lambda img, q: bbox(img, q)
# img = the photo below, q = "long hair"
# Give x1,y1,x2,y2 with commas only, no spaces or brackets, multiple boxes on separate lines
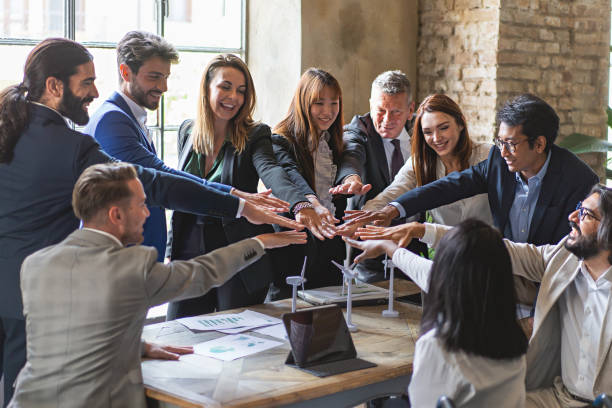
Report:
421,219,528,359
192,54,256,156
273,68,344,189
411,94,473,186
0,38,92,163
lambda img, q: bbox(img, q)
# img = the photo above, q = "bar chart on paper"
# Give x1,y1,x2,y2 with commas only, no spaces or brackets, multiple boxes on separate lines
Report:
176,310,282,332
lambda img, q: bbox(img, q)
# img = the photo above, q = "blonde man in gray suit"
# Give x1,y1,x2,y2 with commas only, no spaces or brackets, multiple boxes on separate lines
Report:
352,183,612,407
9,162,306,408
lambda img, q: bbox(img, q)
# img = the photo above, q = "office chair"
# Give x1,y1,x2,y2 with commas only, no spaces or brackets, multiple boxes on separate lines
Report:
593,394,612,408
436,395,456,408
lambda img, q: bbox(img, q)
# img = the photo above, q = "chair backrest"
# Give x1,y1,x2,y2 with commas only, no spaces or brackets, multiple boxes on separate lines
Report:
593,394,612,408
436,395,456,408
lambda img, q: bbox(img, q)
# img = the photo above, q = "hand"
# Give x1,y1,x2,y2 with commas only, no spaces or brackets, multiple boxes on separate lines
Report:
256,230,308,249
231,188,290,213
356,222,425,247
336,205,399,235
342,237,398,264
296,207,336,240
328,175,372,196
143,341,193,360
241,201,304,231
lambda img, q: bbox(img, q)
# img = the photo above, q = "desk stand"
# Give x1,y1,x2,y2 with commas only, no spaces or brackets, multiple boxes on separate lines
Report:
332,260,358,332
382,256,399,317
286,256,307,313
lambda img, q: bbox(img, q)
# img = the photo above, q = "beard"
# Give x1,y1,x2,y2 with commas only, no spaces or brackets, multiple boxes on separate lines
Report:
564,221,600,260
58,85,92,126
129,81,160,110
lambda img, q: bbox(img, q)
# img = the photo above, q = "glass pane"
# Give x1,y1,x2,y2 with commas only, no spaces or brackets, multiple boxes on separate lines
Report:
164,0,242,49
0,45,31,89
0,0,64,39
163,51,218,127
75,0,156,43
161,129,179,170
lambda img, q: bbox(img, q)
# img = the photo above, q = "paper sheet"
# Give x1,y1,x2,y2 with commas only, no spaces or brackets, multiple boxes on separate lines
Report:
193,334,282,361
253,323,288,340
177,309,281,332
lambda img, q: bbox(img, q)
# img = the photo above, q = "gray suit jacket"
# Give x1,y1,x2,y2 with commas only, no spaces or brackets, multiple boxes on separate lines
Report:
425,223,612,397
9,229,264,408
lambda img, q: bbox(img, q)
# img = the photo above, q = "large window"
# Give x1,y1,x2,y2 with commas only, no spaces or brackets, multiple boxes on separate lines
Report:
0,0,245,168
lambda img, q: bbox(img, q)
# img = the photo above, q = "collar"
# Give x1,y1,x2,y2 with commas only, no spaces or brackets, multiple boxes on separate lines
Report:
117,90,148,129
320,130,331,143
30,101,72,127
515,149,552,184
82,227,124,247
578,260,612,286
383,127,410,145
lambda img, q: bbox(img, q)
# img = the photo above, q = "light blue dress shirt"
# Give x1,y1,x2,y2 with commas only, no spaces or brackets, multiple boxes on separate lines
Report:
508,151,551,243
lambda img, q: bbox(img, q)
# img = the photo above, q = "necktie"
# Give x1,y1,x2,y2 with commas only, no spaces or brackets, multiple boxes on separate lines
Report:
390,139,404,179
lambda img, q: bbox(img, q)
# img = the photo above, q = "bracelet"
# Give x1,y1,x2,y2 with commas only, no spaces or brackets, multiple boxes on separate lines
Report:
293,201,314,215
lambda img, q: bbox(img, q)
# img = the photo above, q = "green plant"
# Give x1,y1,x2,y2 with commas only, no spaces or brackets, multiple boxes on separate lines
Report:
557,106,612,180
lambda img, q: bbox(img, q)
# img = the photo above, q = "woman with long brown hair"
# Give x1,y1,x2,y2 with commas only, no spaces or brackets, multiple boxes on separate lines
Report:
271,68,358,291
360,94,493,226
166,55,319,318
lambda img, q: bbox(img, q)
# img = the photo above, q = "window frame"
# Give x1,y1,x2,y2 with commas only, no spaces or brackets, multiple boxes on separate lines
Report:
0,0,246,160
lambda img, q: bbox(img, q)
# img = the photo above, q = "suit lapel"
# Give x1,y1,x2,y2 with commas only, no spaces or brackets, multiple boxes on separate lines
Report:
498,168,516,234
372,132,391,184
108,92,154,152
221,142,236,186
528,149,559,243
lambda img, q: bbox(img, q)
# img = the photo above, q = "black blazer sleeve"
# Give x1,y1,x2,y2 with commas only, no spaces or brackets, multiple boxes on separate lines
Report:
339,118,368,181
394,158,490,218
270,133,316,197
249,124,308,209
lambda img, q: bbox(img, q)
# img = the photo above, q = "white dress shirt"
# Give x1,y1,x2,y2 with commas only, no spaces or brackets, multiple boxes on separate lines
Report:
365,141,493,226
561,263,612,399
312,131,337,214
117,90,150,144
381,127,411,178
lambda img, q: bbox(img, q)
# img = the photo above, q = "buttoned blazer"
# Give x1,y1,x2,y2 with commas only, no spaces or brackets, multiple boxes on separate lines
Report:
394,144,599,245
167,119,306,293
426,224,612,396
341,113,413,210
84,92,232,259
10,229,264,408
0,103,239,319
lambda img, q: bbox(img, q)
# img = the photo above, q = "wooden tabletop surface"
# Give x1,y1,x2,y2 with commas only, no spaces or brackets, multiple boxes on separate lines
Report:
142,280,422,408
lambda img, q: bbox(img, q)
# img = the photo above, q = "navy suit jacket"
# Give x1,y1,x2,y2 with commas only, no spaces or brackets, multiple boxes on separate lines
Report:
0,103,239,318
394,144,599,246
85,92,232,260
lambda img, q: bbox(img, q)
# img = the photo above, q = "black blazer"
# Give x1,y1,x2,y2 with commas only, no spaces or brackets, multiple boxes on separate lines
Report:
0,104,241,319
394,144,599,245
167,120,307,293
341,113,413,210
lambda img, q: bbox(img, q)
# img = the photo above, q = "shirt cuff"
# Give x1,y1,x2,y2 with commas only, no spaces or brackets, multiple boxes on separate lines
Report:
252,237,265,251
388,202,406,218
235,198,246,218
421,223,437,246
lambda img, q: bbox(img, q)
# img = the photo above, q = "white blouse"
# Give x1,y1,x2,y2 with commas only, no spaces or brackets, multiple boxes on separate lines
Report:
391,248,526,408
363,141,494,226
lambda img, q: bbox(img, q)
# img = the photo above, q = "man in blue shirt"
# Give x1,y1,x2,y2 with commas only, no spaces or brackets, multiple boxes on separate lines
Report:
342,93,598,247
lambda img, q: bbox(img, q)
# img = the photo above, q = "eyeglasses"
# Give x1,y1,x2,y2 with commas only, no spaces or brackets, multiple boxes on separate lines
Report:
494,138,527,154
576,201,600,221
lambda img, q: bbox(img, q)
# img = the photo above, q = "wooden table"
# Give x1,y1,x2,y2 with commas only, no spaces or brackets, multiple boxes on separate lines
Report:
142,281,422,408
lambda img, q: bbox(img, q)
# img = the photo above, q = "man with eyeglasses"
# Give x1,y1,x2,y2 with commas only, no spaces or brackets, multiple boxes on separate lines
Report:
341,94,598,251
363,183,612,406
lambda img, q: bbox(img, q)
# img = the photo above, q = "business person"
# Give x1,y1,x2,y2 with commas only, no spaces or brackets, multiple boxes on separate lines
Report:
9,162,306,408
0,38,300,405
86,31,286,260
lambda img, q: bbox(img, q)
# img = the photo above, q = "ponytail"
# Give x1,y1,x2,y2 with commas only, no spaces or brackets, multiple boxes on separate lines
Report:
0,83,29,163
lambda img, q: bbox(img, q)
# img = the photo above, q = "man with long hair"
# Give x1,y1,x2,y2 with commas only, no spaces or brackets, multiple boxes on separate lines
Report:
0,38,301,405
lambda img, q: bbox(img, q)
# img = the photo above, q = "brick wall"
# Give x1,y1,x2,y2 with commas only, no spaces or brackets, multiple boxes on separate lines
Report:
418,0,610,175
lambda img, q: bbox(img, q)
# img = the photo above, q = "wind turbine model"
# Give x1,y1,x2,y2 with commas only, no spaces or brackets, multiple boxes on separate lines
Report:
331,260,358,332
286,256,307,313
381,255,399,317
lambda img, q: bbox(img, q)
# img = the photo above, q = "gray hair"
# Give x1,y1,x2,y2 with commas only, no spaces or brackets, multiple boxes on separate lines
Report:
116,31,178,81
371,70,412,101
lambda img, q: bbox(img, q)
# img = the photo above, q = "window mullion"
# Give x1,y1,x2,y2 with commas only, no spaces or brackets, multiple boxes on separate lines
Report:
64,0,76,40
